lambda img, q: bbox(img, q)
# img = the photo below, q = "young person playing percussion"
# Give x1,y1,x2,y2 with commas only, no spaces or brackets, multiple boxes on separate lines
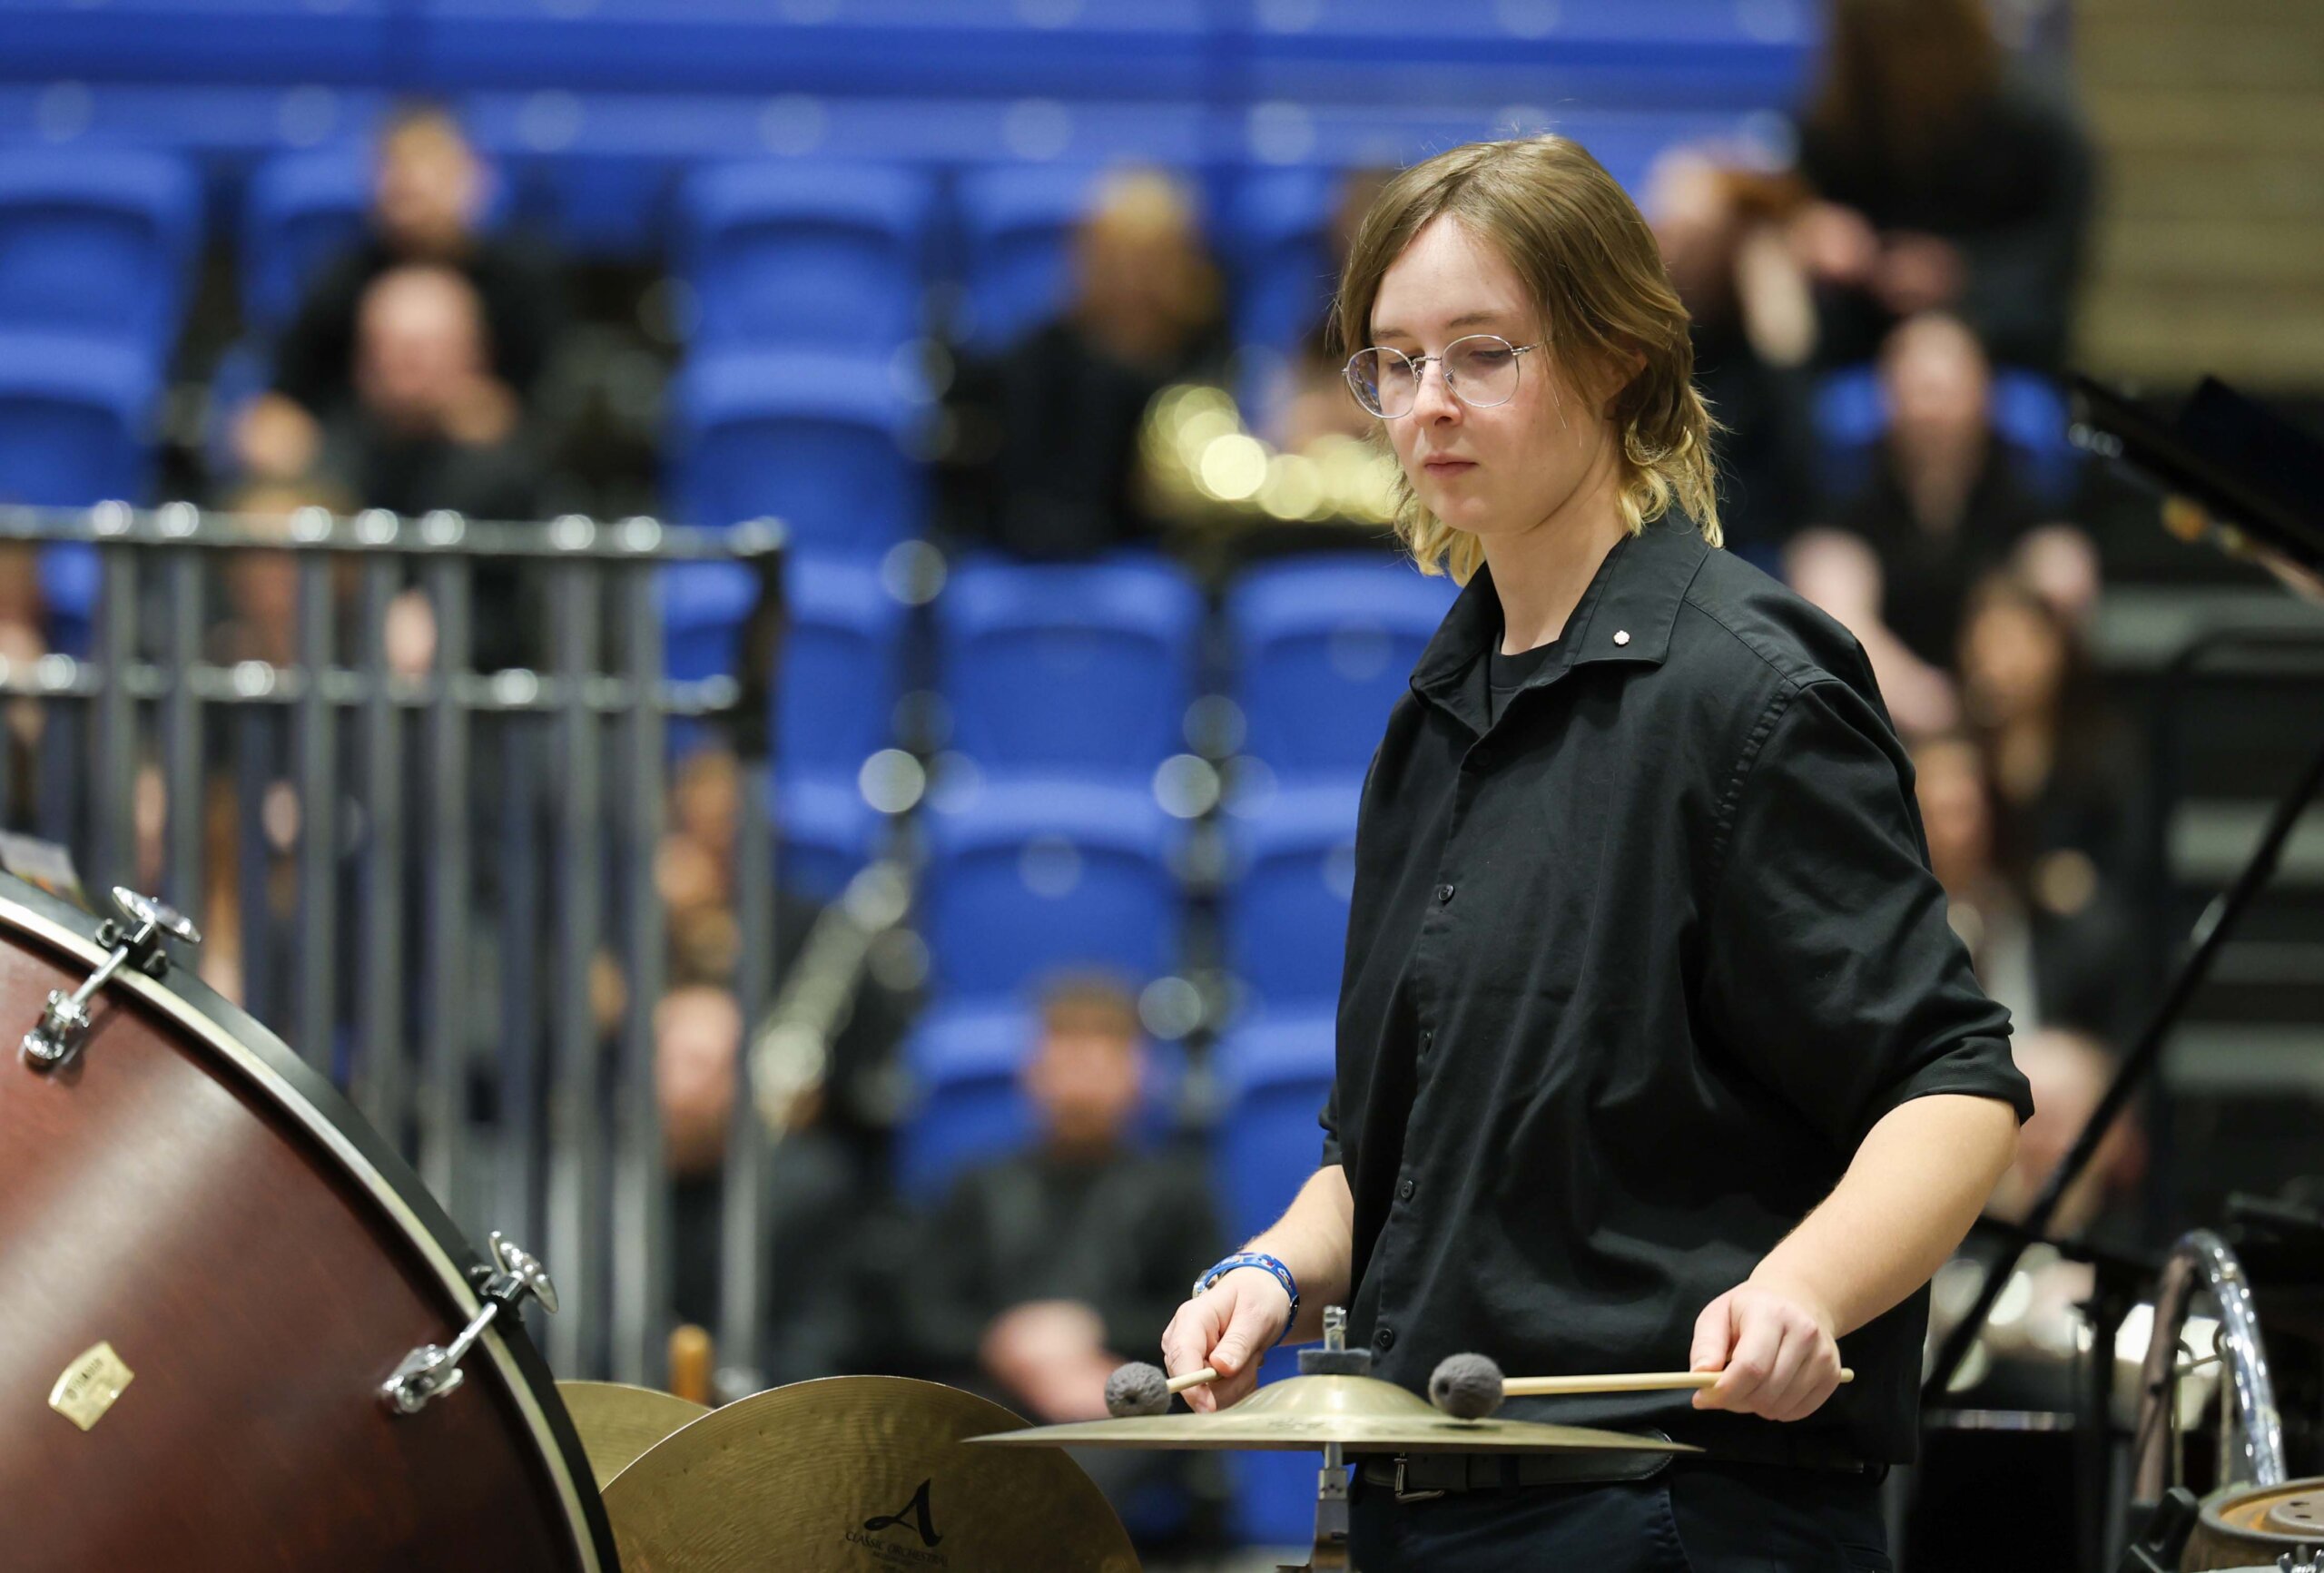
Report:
1160,136,2032,1571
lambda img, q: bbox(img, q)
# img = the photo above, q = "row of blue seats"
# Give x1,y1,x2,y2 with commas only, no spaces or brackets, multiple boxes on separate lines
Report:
900,770,1359,1001
0,88,1780,257
675,552,1452,790
0,1,1810,109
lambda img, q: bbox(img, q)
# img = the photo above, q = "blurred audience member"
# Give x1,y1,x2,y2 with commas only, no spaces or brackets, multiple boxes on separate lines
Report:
1915,728,2136,1043
1787,314,2092,733
236,103,563,485
1957,567,2141,909
942,168,1231,558
655,957,912,1384
1644,150,1820,561
1789,0,2093,371
909,976,1218,1417
310,265,543,522
1265,166,1394,455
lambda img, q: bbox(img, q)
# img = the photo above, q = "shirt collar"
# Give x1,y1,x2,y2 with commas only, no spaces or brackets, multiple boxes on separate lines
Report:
1409,516,1711,723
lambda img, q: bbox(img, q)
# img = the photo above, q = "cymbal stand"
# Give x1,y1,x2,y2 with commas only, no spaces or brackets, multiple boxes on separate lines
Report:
1281,1307,1361,1573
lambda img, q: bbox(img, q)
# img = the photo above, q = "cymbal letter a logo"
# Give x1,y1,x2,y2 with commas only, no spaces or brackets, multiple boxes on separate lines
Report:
863,1479,943,1548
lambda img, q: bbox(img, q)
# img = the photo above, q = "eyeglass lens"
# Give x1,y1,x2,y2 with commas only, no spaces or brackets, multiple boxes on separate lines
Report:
1347,336,1524,418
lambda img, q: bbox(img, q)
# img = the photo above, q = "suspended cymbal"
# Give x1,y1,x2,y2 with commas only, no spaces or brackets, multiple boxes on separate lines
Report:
601,1376,1141,1573
554,1381,712,1490
970,1371,1700,1454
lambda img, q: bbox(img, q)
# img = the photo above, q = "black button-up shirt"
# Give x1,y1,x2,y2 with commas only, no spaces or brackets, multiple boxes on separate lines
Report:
1322,517,2033,1463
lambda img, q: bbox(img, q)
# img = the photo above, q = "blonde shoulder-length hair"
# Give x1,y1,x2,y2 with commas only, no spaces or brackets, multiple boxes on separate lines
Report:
1333,135,1723,582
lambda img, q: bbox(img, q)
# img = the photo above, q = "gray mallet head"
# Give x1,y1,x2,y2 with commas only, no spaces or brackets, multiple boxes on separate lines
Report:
1105,1362,1172,1419
1429,1352,1506,1421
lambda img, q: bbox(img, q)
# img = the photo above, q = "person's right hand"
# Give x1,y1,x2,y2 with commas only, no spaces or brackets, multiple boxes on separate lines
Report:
1159,1269,1292,1412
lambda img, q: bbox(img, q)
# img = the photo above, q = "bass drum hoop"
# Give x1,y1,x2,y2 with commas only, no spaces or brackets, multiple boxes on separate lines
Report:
0,876,614,1573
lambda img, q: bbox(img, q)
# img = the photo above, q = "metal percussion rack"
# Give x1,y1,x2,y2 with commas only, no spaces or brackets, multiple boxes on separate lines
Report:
0,501,789,1392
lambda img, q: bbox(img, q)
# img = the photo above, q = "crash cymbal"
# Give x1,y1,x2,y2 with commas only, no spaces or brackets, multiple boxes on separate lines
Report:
601,1376,1141,1572
554,1381,712,1490
970,1371,1700,1455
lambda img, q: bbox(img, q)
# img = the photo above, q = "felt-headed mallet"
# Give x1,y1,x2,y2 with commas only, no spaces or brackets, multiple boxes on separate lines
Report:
1103,1362,1223,1418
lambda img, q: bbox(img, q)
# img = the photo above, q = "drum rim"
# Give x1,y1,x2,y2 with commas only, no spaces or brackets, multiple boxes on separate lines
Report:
0,873,617,1573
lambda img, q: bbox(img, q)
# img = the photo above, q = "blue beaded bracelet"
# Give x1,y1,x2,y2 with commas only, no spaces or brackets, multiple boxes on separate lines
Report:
1192,1252,1301,1325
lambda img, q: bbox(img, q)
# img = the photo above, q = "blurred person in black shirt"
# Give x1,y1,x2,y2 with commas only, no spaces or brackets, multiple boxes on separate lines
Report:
1787,0,2093,372
905,975,1221,1548
1787,313,2092,736
940,168,1231,559
234,104,562,487
309,265,543,523
1644,151,1821,564
1913,727,2136,1045
907,976,1219,1417
1956,568,2142,928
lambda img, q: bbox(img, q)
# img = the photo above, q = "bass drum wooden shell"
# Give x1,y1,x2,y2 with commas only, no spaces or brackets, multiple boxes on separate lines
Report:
0,876,615,1572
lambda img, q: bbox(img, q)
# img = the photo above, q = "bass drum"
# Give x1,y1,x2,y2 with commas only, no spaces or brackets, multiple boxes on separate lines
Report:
0,875,615,1573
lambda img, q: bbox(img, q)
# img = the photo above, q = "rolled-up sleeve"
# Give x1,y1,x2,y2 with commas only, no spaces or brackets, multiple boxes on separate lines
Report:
1698,678,2034,1148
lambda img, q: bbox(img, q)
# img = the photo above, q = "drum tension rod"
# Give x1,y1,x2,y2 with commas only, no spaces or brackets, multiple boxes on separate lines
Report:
381,1233,561,1416
21,886,201,1072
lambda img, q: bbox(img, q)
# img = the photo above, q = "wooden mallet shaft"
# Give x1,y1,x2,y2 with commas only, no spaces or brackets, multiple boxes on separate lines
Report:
1502,1367,1855,1398
1167,1366,1221,1394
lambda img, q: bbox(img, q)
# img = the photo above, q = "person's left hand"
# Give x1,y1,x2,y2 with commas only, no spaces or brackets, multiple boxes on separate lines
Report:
1689,1279,1846,1422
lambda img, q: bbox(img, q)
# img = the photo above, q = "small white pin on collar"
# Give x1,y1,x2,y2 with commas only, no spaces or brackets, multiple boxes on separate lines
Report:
1612,629,1631,646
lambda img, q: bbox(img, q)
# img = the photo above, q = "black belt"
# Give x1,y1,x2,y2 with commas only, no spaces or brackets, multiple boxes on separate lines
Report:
1357,1439,1673,1502
1355,1430,1881,1502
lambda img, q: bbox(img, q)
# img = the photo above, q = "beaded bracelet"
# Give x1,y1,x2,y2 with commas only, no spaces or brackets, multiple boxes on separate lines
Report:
1191,1252,1301,1329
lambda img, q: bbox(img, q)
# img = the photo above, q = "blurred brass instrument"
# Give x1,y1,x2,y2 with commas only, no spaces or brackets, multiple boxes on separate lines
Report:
1139,382,1402,529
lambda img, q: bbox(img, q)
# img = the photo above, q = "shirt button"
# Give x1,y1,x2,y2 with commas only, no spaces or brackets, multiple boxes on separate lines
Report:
1375,1326,1396,1352
1434,883,1455,905
1397,1178,1415,1201
1419,1029,1433,1055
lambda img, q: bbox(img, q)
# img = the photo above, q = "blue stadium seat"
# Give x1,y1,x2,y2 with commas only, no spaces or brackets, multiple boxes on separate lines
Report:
1227,165,1338,356
939,554,1203,781
1230,2,1809,115
1223,777,1364,1010
1813,363,2078,507
1213,1010,1336,1245
240,146,371,331
414,1,1208,101
1212,1009,1340,1546
0,1,392,86
0,332,157,506
921,776,1182,1001
0,332,158,654
896,1000,1031,1204
658,558,759,685
678,162,935,352
775,768,881,906
669,348,927,556
778,552,909,780
1227,554,1454,780
952,163,1107,352
0,149,200,349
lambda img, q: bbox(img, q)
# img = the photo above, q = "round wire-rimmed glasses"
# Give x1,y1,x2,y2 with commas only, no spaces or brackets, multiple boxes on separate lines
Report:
1344,334,1543,418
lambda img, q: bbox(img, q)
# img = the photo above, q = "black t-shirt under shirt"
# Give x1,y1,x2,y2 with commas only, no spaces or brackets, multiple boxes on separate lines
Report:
1484,636,1561,726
